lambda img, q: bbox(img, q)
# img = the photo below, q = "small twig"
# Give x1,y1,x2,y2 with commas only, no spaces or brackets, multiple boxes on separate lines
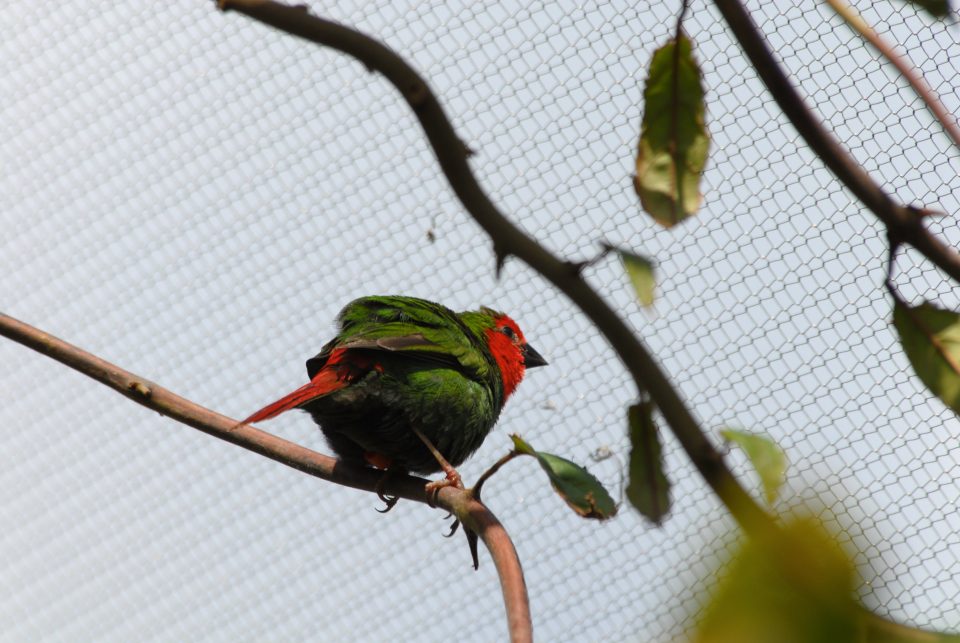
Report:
567,243,615,275
825,0,960,152
473,450,525,501
884,239,903,300
0,311,532,643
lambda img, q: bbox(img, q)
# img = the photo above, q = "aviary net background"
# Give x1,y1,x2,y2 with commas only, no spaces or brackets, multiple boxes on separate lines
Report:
3,1,959,641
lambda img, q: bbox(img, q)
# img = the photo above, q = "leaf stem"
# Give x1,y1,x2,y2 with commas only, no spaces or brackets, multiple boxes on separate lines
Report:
473,450,525,501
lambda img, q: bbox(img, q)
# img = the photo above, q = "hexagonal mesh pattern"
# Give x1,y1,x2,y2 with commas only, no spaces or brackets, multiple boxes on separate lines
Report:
2,1,959,641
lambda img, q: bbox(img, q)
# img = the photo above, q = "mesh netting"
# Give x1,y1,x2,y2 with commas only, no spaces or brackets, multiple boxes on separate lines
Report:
2,1,959,640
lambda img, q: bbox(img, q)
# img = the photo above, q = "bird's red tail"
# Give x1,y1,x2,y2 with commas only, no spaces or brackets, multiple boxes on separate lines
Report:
242,368,347,424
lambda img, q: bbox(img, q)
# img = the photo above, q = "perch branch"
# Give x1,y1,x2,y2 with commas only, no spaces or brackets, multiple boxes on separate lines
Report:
712,0,960,281
0,312,531,643
216,0,774,535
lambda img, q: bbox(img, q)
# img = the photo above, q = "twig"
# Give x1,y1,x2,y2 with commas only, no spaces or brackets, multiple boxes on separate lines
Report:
216,0,774,536
473,450,524,501
825,0,960,152
0,312,532,643
712,0,960,281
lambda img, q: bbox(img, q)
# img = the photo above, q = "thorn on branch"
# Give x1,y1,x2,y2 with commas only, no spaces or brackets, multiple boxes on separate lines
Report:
494,247,510,280
906,204,946,219
467,529,480,570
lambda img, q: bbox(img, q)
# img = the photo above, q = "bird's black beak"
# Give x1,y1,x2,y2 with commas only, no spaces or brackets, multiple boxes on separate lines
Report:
522,344,548,368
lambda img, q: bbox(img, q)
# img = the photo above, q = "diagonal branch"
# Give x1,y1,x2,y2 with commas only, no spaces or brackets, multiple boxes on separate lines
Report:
825,0,960,152
216,0,774,535
0,312,532,643
712,0,960,281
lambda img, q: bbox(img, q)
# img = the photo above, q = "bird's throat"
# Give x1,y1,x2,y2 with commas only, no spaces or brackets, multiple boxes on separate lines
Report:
485,328,525,400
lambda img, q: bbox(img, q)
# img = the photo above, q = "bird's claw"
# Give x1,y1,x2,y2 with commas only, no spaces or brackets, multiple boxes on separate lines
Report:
374,469,400,513
445,518,461,538
376,494,400,513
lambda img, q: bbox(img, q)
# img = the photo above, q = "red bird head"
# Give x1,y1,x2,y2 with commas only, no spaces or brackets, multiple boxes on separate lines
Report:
476,310,547,400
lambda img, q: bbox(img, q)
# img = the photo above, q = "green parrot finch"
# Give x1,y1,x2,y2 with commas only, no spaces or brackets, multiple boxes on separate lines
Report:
244,296,547,495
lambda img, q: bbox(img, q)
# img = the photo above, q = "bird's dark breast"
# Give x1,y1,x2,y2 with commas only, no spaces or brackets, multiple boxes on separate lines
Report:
301,368,497,474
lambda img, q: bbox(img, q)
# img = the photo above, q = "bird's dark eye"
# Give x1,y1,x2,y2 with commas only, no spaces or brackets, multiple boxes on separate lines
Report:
500,326,516,340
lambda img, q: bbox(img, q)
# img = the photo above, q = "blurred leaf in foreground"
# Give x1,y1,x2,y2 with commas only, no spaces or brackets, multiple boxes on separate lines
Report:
721,428,786,505
696,518,858,643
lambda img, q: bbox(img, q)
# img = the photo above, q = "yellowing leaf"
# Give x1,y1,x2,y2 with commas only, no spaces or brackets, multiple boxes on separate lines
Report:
698,516,960,643
619,250,656,307
696,518,860,643
721,428,786,505
893,300,960,415
626,402,670,524
634,35,709,227
511,434,617,520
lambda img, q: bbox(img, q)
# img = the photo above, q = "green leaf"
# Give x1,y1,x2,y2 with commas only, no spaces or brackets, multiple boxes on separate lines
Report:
720,429,786,505
625,402,670,524
634,35,710,228
696,518,860,643
619,250,656,307
899,0,949,19
697,516,960,642
893,300,960,414
510,434,617,520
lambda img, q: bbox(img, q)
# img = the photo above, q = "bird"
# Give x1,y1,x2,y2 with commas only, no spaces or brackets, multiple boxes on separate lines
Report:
242,295,547,508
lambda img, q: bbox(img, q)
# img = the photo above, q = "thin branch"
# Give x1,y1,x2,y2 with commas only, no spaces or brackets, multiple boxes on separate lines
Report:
711,0,960,282
473,450,524,500
825,0,960,152
217,0,774,536
0,312,532,643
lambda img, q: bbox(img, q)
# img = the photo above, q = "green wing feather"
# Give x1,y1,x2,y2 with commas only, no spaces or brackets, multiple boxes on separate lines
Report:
307,296,497,385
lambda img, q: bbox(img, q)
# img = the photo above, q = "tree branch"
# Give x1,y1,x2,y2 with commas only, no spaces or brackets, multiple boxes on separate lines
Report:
711,0,960,281
0,312,532,643
216,0,774,535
